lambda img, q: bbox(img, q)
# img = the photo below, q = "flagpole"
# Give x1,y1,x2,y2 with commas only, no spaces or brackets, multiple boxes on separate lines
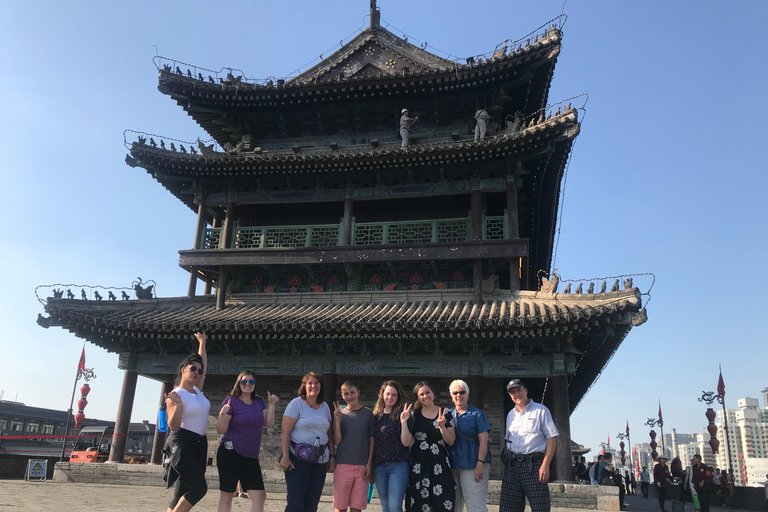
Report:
659,400,665,456
718,365,733,473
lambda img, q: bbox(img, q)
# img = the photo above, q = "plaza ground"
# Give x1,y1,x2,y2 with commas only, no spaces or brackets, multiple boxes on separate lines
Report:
0,480,752,512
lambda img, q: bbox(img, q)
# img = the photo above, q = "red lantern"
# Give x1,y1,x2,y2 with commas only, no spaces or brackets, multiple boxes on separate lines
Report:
649,430,657,440
74,383,90,429
651,450,658,460
650,441,658,450
705,407,719,454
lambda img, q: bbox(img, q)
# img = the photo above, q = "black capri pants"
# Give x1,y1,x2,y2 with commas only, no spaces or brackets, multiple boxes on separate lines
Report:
168,428,208,509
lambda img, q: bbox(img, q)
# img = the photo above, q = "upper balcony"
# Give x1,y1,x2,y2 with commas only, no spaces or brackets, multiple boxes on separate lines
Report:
179,214,528,268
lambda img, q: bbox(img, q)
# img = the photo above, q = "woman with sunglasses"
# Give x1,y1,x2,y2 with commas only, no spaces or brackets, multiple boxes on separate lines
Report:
216,371,279,512
164,331,210,512
446,380,490,512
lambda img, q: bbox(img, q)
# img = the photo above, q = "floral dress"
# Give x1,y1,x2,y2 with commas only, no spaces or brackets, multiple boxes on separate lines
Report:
406,409,456,512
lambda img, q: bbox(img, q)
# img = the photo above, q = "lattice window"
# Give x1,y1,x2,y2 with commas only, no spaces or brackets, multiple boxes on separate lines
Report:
354,224,384,245
234,227,264,249
436,219,469,242
309,226,340,247
203,228,222,249
484,216,506,240
387,222,433,244
264,227,308,248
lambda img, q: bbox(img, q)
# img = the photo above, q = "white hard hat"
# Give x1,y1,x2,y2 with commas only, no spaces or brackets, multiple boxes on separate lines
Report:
401,108,408,113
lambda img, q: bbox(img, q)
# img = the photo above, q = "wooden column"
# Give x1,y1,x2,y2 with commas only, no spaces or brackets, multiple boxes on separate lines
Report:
471,189,483,304
216,266,230,310
342,193,354,245
204,217,220,295
187,197,207,298
468,375,484,410
470,190,482,240
150,379,174,465
215,202,236,310
322,373,338,407
548,374,573,482
108,370,138,462
506,183,521,292
473,259,483,305
222,202,237,249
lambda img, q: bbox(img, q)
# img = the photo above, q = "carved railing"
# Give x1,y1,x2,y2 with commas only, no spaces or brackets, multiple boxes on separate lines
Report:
202,215,507,249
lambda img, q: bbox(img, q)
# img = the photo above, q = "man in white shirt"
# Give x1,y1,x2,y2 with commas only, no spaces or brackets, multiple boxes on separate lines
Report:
639,466,650,499
499,379,558,512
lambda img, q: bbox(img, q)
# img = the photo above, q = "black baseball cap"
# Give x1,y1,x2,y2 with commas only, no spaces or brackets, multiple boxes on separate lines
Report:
506,379,526,391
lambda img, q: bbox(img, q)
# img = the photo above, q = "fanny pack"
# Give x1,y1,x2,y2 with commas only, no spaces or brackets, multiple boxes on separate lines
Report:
291,441,325,464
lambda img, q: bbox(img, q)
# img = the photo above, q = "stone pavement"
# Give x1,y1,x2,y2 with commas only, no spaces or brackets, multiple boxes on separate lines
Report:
1,480,758,512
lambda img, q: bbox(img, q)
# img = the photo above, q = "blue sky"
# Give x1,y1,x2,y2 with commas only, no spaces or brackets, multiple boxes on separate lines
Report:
1,1,766,458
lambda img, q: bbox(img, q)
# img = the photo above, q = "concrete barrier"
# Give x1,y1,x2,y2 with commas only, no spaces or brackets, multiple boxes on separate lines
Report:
54,463,620,510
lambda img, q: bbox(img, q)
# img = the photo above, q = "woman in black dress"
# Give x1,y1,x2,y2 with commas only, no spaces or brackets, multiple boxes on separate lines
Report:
401,381,456,512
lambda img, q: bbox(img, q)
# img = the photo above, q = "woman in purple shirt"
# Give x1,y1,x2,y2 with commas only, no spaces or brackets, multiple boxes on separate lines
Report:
216,371,279,512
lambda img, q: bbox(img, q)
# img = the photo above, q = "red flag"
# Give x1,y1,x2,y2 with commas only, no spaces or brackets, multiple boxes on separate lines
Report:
626,421,630,435
717,370,725,398
607,433,611,448
77,348,86,374
658,403,663,423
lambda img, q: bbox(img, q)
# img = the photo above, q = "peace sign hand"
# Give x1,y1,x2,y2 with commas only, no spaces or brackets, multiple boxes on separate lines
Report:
400,403,413,424
333,401,343,422
437,408,447,428
267,391,279,405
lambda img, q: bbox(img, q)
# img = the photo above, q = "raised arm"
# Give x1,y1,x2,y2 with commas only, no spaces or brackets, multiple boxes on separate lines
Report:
437,408,455,446
167,392,183,432
217,398,233,435
400,403,413,447
332,402,343,446
194,331,207,391
264,392,278,428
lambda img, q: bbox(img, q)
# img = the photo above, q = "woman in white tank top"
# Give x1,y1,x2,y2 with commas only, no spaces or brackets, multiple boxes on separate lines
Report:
164,331,210,512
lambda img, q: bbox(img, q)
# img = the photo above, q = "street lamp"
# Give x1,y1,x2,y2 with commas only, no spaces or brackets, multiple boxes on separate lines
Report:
698,367,732,472
599,442,609,456
645,402,664,461
617,422,631,469
59,350,97,461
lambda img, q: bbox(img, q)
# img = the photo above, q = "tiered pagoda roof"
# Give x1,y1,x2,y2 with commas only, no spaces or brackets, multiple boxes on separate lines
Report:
155,18,562,146
40,286,646,411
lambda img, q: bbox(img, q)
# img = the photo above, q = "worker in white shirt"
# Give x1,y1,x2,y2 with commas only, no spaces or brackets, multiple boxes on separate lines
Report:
474,109,489,142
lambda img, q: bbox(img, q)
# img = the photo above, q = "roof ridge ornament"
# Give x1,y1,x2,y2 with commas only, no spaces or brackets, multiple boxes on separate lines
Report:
370,0,380,27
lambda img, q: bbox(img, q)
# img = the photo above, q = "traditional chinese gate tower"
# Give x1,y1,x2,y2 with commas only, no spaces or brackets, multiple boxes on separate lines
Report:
40,4,646,478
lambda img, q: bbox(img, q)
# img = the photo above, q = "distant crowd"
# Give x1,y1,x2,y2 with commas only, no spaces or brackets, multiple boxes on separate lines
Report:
573,451,739,512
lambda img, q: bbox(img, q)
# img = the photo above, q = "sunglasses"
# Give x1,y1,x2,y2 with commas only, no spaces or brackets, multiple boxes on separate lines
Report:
187,366,204,375
241,379,256,386
452,390,467,396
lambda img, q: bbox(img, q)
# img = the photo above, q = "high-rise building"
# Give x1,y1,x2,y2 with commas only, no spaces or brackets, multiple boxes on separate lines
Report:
706,392,768,487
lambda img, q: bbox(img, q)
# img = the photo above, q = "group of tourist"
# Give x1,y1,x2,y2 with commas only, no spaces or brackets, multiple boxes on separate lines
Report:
161,332,560,512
